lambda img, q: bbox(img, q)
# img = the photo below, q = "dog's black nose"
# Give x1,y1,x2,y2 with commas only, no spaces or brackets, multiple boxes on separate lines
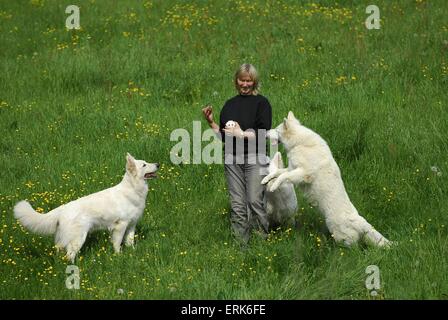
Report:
156,163,160,168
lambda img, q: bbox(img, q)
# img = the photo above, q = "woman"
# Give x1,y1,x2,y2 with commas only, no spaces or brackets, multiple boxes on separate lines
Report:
202,63,272,244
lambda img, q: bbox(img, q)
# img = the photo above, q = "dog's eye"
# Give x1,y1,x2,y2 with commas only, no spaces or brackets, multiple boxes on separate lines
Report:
142,164,146,167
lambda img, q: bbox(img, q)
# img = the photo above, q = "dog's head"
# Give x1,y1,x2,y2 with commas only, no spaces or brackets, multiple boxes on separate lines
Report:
267,111,301,148
126,153,159,181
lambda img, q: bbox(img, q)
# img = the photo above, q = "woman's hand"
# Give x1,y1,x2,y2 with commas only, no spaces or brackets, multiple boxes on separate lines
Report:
202,105,214,124
223,121,244,139
202,105,221,136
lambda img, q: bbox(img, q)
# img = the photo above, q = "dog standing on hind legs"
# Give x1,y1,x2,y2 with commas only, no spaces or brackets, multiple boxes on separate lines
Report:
265,151,298,229
262,111,392,247
14,153,158,262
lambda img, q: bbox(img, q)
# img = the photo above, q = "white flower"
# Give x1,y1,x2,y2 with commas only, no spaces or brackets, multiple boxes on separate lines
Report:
430,166,439,172
430,166,442,176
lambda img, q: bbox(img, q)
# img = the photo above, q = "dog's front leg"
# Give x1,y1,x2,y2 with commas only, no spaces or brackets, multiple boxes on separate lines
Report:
124,223,137,248
270,168,306,192
111,221,128,253
261,168,288,185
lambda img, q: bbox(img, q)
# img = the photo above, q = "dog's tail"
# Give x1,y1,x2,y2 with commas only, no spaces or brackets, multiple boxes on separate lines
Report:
14,200,59,235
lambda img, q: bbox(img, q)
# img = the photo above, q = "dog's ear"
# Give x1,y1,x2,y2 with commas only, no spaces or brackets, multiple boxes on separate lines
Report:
126,152,135,160
287,111,301,124
275,152,284,169
287,111,295,121
268,152,278,172
283,118,288,130
126,153,137,176
273,151,284,169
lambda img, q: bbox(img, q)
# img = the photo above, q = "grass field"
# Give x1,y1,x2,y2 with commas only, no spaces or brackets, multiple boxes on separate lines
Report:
1,0,447,299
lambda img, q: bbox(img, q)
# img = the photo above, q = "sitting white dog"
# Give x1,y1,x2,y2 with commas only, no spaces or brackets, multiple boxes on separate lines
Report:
14,153,158,262
262,112,391,247
265,151,298,228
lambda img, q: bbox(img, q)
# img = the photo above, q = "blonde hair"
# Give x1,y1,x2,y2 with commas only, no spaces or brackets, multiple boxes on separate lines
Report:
234,63,260,95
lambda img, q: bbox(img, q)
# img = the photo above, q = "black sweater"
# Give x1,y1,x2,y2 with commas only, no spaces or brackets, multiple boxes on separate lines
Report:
219,94,272,156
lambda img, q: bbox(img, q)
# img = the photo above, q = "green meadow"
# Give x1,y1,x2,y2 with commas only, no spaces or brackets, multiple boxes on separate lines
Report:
0,0,447,299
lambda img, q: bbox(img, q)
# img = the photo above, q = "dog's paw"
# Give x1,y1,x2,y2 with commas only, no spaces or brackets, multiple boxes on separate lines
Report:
269,181,280,192
125,241,135,248
261,175,273,185
125,234,136,248
65,252,77,264
382,240,397,249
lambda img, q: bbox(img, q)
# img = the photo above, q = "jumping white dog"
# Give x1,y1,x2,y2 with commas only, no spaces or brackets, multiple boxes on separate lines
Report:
265,151,297,228
14,153,158,262
262,112,391,247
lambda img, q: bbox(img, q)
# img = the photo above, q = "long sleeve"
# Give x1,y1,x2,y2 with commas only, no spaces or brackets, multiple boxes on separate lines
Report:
256,98,272,130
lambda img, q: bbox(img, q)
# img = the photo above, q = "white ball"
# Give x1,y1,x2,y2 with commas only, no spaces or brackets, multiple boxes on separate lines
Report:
226,120,236,128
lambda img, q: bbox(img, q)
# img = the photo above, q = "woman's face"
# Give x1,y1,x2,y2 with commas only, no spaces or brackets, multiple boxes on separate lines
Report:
237,73,254,95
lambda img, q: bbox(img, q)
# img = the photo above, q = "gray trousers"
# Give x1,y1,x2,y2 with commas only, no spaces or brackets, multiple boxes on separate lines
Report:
224,155,269,244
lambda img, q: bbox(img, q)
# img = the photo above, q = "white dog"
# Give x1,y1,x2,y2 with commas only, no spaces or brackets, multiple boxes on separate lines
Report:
262,112,391,247
265,151,298,228
14,153,158,262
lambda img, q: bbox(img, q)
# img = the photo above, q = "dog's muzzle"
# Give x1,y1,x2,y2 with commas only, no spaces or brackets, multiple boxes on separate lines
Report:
267,129,280,145
144,163,159,179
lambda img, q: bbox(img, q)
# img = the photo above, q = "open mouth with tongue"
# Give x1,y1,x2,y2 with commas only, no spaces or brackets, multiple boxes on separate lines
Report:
144,172,157,180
